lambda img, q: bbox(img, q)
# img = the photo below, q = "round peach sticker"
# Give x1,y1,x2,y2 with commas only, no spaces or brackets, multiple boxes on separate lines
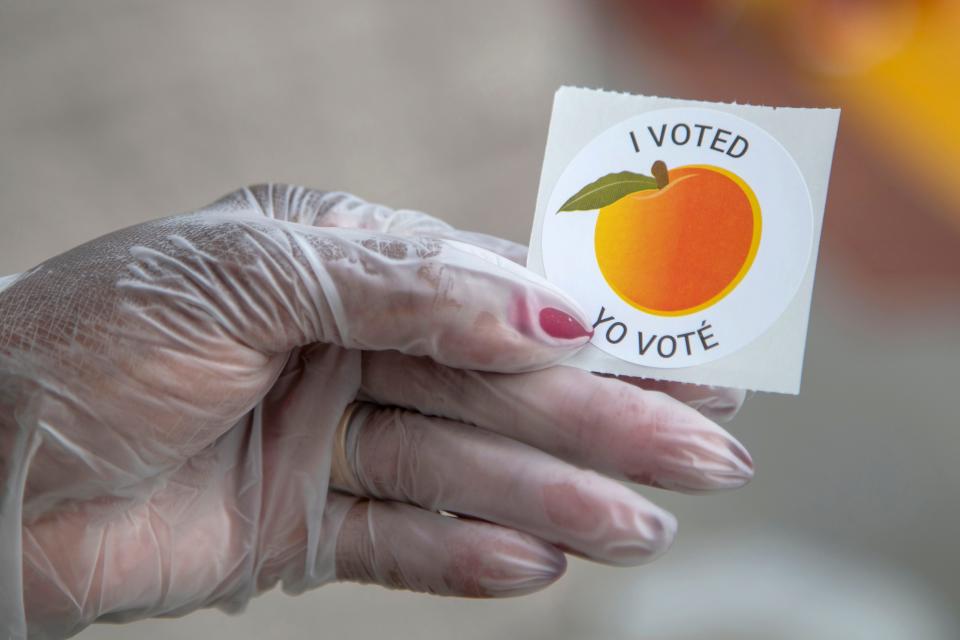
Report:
541,107,814,368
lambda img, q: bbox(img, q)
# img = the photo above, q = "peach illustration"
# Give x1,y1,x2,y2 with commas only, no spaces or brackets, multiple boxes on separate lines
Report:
559,161,761,316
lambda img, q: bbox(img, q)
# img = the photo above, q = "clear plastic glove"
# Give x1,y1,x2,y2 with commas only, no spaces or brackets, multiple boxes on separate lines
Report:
0,185,750,639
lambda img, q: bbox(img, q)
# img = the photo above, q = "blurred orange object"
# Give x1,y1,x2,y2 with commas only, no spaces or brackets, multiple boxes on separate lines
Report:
759,0,960,233
598,0,960,311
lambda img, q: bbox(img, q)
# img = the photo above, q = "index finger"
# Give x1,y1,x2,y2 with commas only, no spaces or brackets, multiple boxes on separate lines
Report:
360,352,753,493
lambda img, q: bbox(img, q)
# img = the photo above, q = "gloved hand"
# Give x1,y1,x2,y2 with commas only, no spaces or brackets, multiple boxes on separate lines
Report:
0,185,751,639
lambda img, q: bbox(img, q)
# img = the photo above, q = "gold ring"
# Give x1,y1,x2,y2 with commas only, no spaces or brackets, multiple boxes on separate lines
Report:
330,401,365,494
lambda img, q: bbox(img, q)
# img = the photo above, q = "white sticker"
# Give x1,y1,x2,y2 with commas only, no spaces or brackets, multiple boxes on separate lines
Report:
541,107,814,368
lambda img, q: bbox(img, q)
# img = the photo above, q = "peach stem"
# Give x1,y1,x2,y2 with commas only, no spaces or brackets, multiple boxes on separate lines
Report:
652,160,669,189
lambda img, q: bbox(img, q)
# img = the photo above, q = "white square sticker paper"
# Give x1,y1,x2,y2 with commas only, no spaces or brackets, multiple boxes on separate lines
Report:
527,87,840,394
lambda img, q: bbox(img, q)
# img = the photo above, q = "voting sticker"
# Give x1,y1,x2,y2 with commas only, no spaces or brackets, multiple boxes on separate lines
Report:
528,88,839,393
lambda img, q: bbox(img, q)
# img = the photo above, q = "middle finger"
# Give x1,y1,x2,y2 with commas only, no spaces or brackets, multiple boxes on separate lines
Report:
331,404,677,566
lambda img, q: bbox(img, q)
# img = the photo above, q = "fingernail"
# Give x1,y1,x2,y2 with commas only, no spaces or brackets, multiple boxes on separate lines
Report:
539,307,593,340
653,423,755,492
602,504,678,566
693,387,748,423
727,437,754,470
645,508,679,558
479,538,566,597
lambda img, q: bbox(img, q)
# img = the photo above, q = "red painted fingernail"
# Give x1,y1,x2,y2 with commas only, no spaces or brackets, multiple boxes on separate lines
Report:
539,307,593,340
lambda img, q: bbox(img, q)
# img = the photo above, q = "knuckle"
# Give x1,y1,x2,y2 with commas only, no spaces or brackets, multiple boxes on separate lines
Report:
637,390,679,438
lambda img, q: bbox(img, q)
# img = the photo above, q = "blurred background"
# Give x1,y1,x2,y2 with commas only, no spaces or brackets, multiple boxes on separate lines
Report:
1,1,958,638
